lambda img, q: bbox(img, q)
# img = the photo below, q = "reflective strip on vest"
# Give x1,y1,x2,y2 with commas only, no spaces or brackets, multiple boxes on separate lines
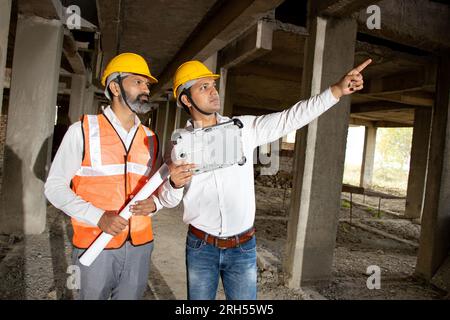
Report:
143,126,157,164
142,126,151,137
87,115,102,167
76,162,151,177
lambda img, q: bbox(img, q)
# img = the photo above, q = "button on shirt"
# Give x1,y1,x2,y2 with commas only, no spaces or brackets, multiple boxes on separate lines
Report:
44,106,163,226
157,88,340,237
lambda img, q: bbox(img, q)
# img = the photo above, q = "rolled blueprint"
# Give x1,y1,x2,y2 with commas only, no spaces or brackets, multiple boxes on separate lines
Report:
79,164,170,266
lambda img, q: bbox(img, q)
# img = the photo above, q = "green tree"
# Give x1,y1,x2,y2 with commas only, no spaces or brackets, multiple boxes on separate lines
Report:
376,128,413,170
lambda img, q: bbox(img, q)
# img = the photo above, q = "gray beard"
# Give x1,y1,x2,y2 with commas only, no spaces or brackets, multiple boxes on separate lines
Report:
128,101,152,114
122,96,152,114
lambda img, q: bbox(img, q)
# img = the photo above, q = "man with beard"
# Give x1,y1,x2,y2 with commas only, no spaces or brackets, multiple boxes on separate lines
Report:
45,53,190,299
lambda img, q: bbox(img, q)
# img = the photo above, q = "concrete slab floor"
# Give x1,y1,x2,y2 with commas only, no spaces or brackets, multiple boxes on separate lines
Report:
0,204,306,300
0,199,447,300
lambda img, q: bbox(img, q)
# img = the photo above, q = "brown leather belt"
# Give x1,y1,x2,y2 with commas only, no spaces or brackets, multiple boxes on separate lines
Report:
189,225,255,249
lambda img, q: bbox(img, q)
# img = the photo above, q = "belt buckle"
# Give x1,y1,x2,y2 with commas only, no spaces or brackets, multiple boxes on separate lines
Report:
215,236,230,249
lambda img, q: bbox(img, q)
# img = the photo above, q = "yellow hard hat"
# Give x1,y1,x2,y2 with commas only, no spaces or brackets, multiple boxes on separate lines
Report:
173,60,220,98
101,53,158,86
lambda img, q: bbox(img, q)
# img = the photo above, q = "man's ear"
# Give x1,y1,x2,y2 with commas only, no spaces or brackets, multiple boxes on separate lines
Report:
180,94,192,108
109,81,121,98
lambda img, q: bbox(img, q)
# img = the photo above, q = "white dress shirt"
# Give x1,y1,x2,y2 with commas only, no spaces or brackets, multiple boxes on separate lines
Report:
158,87,340,237
44,106,163,227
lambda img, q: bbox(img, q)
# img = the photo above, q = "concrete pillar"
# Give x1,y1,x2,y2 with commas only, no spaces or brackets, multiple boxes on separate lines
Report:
161,99,170,156
0,15,63,235
148,109,157,132
83,85,95,115
174,107,182,130
360,126,377,188
0,0,12,110
405,108,432,220
416,56,450,280
210,52,235,117
204,53,233,117
68,74,86,123
284,16,357,288
219,68,235,117
179,108,191,128
155,102,168,144
92,95,100,115
203,53,218,73
162,100,177,155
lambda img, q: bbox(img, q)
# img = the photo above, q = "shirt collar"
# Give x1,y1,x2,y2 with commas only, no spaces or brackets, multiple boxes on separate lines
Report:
185,112,231,130
103,105,141,129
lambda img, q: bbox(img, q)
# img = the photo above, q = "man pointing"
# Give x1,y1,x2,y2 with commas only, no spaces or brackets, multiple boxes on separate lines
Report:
159,58,372,300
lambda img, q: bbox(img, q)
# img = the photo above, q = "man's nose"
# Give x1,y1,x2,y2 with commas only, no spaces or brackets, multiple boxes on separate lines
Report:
210,86,218,96
142,84,150,95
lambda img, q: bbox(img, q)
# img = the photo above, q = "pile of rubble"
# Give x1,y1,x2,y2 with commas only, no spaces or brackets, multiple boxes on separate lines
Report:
254,169,293,189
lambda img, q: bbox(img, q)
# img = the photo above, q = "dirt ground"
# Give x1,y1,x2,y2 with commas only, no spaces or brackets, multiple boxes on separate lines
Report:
253,173,447,300
0,175,447,300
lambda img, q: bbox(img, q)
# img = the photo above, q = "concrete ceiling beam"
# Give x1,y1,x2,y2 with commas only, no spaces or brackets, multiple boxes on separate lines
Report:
234,73,301,109
234,61,302,82
355,0,450,52
270,19,308,36
96,0,121,73
350,116,412,127
218,20,273,69
355,91,434,107
365,68,436,95
63,31,86,75
349,117,375,127
17,0,95,76
150,0,284,99
314,0,449,52
373,120,412,128
18,0,61,20
351,101,417,114
314,0,381,17
355,41,434,66
19,0,97,31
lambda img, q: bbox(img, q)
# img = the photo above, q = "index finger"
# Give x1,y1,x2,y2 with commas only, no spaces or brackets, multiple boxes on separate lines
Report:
355,59,372,72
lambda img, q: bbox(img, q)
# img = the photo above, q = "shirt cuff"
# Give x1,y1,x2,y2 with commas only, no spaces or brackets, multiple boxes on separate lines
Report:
324,86,340,105
151,194,163,213
84,205,105,227
165,179,184,196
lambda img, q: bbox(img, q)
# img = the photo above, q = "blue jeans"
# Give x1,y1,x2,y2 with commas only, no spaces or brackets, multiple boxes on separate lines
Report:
185,230,257,300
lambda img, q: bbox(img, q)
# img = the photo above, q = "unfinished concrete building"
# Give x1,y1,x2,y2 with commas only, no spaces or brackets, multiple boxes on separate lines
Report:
0,0,449,299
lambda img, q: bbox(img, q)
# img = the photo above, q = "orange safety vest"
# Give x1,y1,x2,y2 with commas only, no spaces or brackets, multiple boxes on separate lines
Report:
70,114,159,249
